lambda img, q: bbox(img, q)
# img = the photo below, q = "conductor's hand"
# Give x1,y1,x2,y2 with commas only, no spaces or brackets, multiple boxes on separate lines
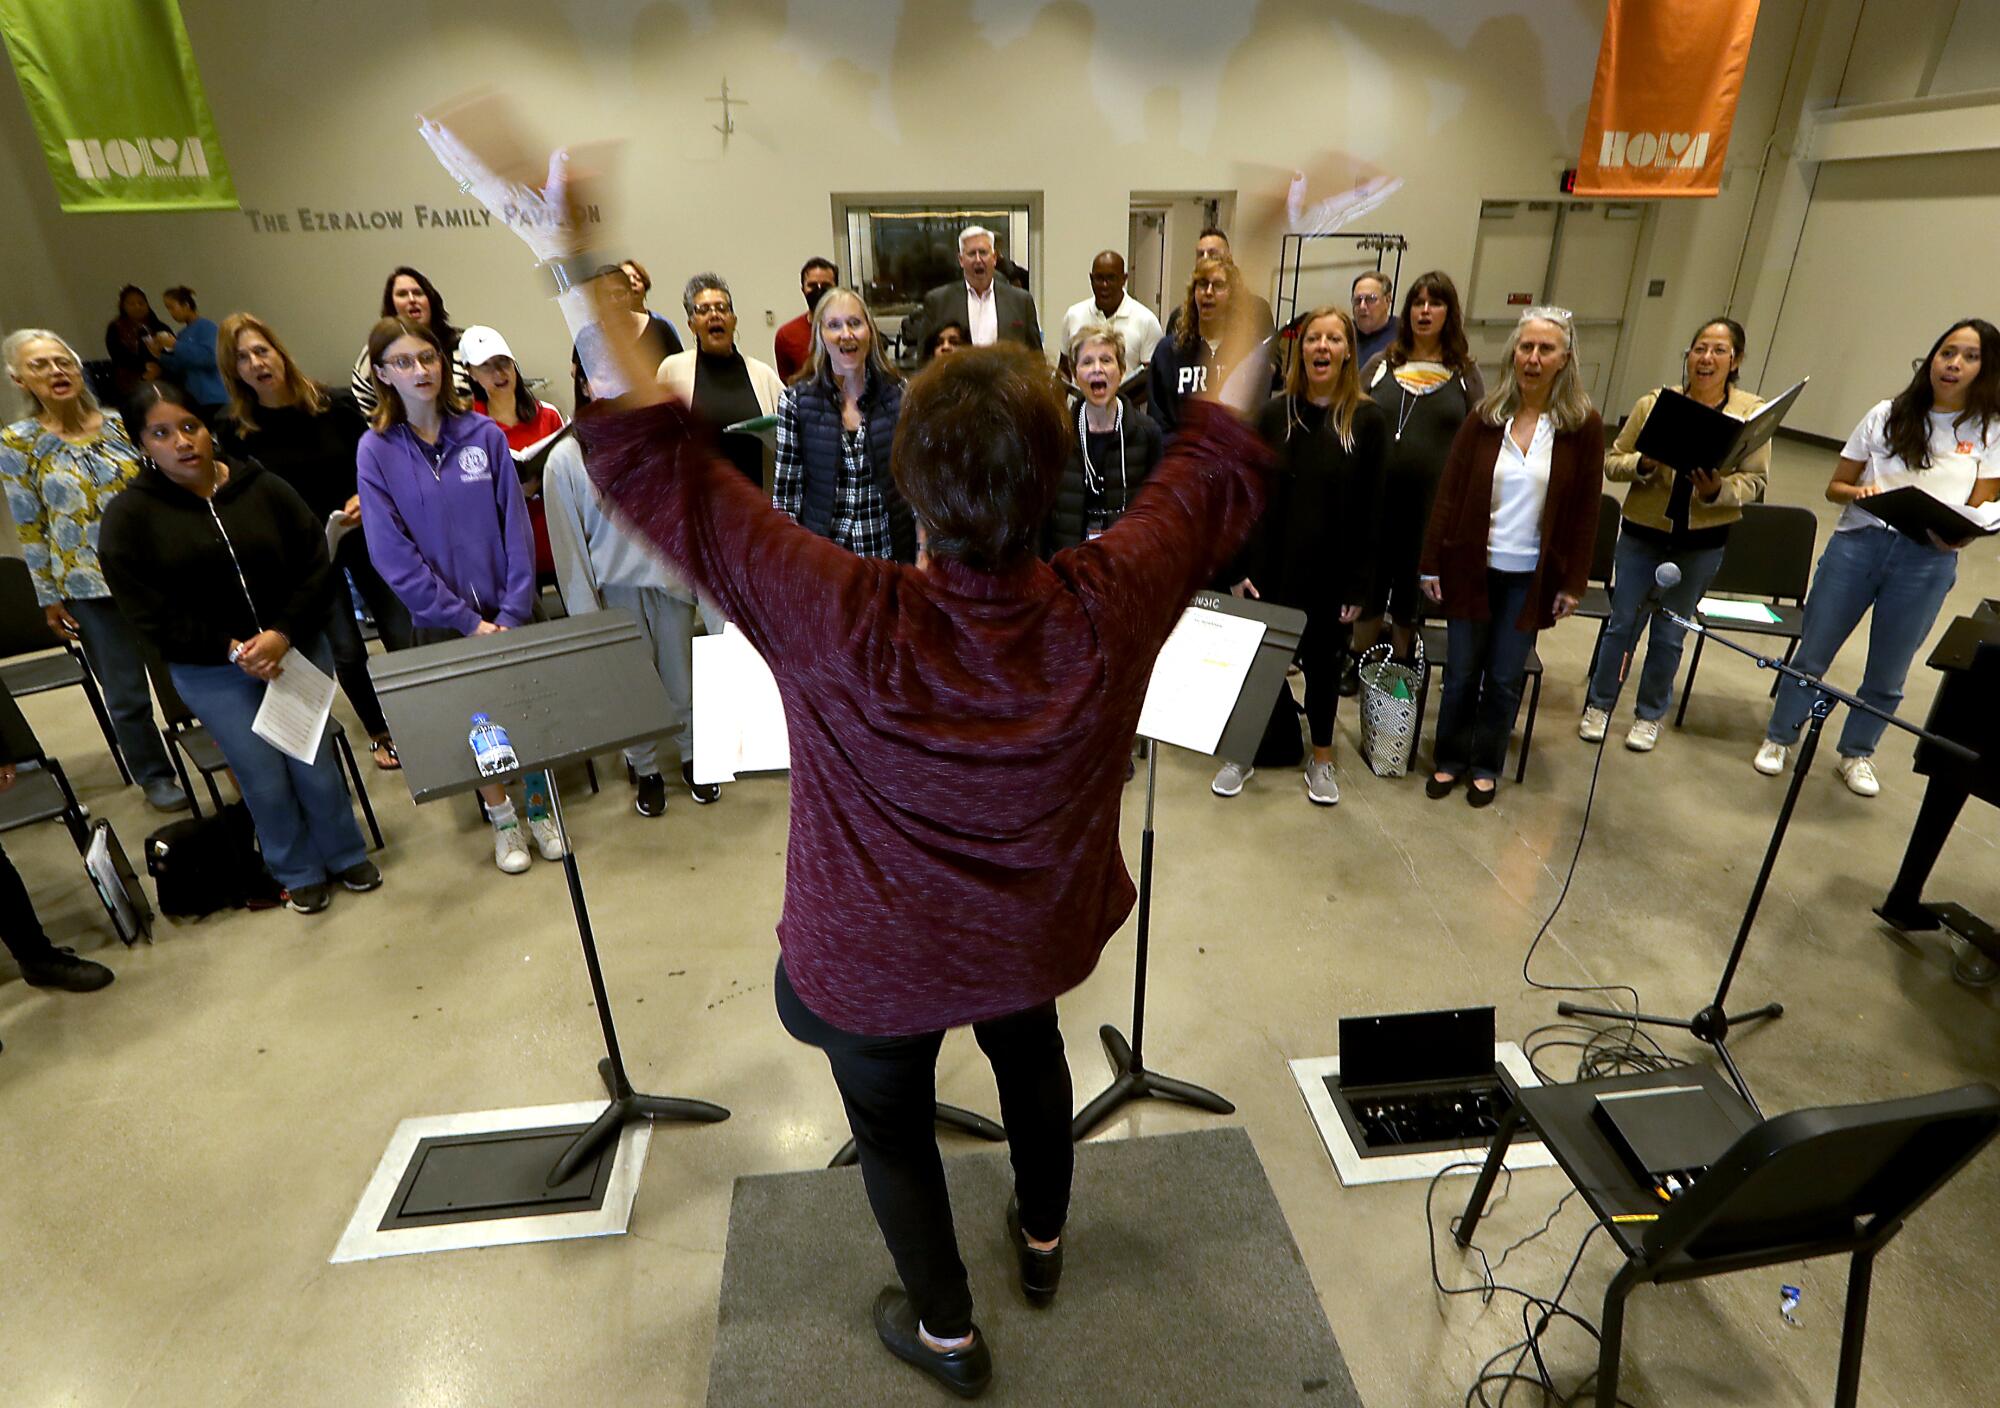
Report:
417,95,605,265
1231,578,1260,600
1553,591,1581,621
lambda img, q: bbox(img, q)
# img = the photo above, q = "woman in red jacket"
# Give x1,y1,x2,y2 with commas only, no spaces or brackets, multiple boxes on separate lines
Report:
1420,307,1603,805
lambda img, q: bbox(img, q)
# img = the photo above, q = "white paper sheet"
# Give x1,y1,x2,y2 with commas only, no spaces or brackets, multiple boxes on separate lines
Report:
691,624,789,784
1698,596,1782,625
251,648,337,764
325,510,357,558
1136,606,1268,754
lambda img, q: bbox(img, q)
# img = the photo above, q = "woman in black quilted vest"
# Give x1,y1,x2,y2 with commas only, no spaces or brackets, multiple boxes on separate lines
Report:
771,288,914,562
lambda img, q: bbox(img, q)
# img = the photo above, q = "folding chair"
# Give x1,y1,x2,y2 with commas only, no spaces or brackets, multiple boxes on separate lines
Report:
1412,623,1545,784
1673,503,1817,727
0,685,90,854
147,661,384,851
1578,493,1621,676
1457,1066,2000,1408
0,560,130,782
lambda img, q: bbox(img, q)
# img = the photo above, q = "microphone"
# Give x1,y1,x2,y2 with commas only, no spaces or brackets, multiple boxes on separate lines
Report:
1619,561,1688,687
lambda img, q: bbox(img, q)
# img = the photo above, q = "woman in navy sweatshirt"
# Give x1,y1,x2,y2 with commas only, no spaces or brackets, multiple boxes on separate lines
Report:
355,317,554,875
99,382,380,915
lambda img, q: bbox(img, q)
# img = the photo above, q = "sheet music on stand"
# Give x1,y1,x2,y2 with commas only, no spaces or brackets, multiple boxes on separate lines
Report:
1136,607,1267,754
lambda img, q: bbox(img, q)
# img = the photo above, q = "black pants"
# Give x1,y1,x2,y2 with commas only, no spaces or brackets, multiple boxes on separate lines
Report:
775,957,1073,1339
0,843,56,968
324,533,412,739
1297,612,1351,750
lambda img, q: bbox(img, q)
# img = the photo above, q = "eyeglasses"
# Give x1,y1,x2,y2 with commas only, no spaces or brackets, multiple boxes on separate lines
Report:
1195,279,1229,295
23,355,80,374
380,350,441,372
692,302,733,318
1353,294,1386,307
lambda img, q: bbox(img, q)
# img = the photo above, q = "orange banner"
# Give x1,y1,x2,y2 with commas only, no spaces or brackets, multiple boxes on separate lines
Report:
1575,0,1762,198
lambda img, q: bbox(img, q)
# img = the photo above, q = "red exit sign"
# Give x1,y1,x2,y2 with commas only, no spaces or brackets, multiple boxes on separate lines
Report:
1507,292,1534,305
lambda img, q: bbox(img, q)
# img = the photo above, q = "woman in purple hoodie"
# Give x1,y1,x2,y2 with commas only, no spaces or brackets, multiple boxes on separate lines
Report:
355,317,556,875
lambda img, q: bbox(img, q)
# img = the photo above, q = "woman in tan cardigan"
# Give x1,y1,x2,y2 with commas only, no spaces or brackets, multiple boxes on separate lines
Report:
1420,307,1604,805
1581,318,1768,752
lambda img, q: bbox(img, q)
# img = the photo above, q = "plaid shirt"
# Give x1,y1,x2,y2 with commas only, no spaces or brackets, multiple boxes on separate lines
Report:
773,390,895,559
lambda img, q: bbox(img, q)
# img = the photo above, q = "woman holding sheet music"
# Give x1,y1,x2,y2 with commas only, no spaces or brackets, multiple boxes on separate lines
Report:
99,381,380,916
1756,318,2000,796
1580,318,1769,754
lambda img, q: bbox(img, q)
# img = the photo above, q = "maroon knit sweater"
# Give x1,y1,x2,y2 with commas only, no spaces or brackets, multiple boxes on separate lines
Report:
577,398,1271,1035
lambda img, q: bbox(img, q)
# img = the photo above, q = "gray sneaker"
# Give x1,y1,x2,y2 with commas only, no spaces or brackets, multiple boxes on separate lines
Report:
143,779,191,812
1305,760,1340,805
1210,762,1253,797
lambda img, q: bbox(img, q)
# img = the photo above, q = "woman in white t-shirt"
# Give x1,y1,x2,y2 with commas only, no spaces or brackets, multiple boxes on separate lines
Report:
1757,318,2000,795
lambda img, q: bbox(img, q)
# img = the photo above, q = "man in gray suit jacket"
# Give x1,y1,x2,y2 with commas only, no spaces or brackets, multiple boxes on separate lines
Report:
911,225,1042,354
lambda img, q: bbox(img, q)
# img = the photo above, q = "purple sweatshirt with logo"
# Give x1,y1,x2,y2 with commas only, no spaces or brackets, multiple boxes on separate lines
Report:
356,412,535,634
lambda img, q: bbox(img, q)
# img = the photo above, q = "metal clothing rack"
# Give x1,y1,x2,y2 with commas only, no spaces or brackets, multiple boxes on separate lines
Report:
1275,231,1408,331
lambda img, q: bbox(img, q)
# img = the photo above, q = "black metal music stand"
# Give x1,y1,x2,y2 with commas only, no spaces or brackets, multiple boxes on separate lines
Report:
1072,592,1306,1140
370,613,729,1188
1560,604,1978,1115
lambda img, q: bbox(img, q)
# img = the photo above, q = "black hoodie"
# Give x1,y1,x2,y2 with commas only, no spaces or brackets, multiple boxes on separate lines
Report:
99,458,330,667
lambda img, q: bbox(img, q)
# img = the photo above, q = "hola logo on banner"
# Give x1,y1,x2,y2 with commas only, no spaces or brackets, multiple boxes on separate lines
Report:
67,137,217,181
1576,0,1762,198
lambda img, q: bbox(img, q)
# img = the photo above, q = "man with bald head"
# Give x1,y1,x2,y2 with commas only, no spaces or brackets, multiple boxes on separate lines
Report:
1059,249,1164,378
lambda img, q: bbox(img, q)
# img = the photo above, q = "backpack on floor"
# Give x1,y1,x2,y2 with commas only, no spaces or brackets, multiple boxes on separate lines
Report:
144,802,283,918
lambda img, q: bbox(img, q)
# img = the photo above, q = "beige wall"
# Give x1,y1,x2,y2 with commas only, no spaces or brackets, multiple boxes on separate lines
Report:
0,0,1822,432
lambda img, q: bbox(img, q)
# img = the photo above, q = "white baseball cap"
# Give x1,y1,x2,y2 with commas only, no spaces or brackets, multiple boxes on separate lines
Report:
457,325,513,367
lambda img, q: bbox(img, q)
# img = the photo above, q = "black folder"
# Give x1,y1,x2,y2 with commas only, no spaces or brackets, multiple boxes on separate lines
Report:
1633,377,1807,475
1857,484,2000,546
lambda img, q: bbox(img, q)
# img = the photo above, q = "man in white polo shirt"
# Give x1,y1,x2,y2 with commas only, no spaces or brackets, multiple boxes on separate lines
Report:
1058,250,1163,378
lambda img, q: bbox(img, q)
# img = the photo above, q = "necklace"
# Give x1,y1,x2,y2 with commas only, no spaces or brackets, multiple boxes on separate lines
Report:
1077,400,1127,512
1395,388,1419,442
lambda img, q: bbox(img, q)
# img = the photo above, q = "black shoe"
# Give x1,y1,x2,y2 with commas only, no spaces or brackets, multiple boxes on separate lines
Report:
635,772,667,817
1007,1196,1063,1308
19,947,114,992
1467,780,1498,809
286,883,332,914
335,860,382,893
682,761,719,805
872,1288,992,1399
1425,772,1459,800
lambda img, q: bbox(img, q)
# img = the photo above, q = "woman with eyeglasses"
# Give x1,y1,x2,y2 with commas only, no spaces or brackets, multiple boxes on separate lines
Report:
772,287,914,560
348,267,474,416
99,381,380,915
1580,318,1769,755
658,274,784,488
0,329,187,811
1148,257,1259,438
1756,318,2000,796
355,317,557,875
1420,307,1603,807
215,312,411,771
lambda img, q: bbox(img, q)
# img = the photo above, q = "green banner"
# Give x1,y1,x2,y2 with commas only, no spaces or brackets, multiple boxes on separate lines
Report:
1,0,236,213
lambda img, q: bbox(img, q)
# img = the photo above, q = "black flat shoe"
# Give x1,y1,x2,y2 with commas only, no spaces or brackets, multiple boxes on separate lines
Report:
872,1288,992,1399
1425,772,1459,800
1467,780,1498,808
1007,1196,1063,1307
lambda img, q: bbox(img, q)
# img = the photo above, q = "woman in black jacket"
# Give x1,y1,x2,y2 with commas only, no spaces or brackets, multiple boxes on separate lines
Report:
98,382,382,916
1216,306,1386,806
216,312,410,770
1044,322,1163,554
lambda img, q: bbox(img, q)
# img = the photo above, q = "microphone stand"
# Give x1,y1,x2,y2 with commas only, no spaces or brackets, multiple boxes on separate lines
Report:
1559,602,1979,1116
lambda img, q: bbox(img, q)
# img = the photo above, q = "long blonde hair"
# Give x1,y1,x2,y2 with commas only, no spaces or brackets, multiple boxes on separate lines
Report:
1281,305,1363,446
1477,306,1592,431
2,329,100,420
217,313,328,434
1174,256,1240,353
805,288,902,394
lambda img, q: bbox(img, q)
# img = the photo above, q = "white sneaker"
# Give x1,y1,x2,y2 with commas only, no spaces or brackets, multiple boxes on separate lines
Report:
1211,762,1253,797
1578,707,1608,742
1625,719,1660,752
529,813,565,860
1753,740,1789,776
493,822,532,874
1837,756,1881,797
1305,760,1340,805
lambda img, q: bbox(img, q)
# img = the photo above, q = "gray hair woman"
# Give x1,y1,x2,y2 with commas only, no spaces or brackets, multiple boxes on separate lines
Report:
1045,321,1162,553
0,329,186,810
1418,307,1604,805
658,272,785,486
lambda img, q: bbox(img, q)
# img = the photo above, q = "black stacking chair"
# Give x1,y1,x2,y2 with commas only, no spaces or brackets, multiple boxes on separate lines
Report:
1674,503,1817,727
1412,623,1545,784
147,661,383,851
0,560,130,782
0,680,91,854
1458,1067,2000,1408
1579,493,1622,676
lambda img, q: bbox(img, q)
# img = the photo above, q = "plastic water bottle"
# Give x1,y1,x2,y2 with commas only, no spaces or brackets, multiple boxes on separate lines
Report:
468,713,518,777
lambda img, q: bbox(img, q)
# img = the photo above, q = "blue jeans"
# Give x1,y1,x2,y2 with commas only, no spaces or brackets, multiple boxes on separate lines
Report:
1586,532,1728,720
66,594,177,787
1437,569,1537,781
1765,526,1957,759
167,638,369,890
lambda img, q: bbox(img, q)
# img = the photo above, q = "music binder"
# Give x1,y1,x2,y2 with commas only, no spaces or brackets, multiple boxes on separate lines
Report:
1633,377,1807,476
1856,485,2000,546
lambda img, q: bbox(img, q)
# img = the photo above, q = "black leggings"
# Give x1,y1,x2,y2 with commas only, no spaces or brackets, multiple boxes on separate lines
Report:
775,957,1073,1338
1297,614,1352,750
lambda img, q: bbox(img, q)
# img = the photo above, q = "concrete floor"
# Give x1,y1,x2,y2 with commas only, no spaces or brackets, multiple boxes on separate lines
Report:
4,437,1996,1407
